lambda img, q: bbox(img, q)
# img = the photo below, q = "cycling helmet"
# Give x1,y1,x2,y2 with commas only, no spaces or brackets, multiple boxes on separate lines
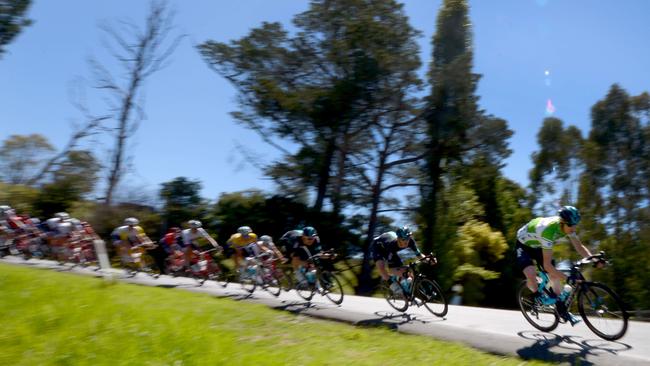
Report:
188,220,202,228
30,218,41,225
302,226,317,238
260,235,273,244
237,226,252,235
558,206,581,226
395,226,412,240
55,212,70,220
124,217,139,226
0,205,11,213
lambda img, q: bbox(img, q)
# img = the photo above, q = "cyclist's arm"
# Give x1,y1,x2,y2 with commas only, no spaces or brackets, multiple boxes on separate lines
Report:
567,233,592,258
199,228,219,248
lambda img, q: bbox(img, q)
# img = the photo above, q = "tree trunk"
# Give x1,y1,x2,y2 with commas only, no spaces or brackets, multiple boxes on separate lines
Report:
313,138,337,212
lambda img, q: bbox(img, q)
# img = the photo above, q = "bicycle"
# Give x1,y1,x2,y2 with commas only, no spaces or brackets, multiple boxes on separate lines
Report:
121,241,160,278
238,254,285,296
517,251,629,341
381,254,448,317
294,250,344,305
187,247,229,287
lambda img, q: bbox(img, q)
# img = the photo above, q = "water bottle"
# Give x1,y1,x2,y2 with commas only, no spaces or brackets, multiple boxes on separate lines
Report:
400,277,412,294
559,284,572,302
306,269,317,284
247,265,257,277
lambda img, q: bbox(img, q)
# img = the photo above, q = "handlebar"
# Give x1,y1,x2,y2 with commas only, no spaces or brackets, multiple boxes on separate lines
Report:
575,251,608,267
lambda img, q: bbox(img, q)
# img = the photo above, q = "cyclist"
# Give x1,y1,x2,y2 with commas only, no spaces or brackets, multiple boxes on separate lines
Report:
257,235,287,263
371,226,430,295
280,226,330,284
181,220,220,270
515,205,598,326
111,217,152,262
226,226,259,270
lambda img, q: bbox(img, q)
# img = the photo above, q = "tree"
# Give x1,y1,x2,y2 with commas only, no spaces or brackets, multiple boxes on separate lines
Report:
198,0,422,216
529,117,583,212
420,0,481,254
95,0,182,205
452,219,508,305
578,84,649,309
0,134,55,184
0,0,32,58
159,177,204,228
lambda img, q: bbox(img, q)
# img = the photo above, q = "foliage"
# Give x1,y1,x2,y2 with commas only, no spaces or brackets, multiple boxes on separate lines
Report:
452,219,508,305
159,177,206,228
210,190,359,252
0,0,32,58
0,182,38,213
0,134,55,185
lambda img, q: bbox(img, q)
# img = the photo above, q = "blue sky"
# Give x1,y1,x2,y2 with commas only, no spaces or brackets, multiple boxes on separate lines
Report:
1,0,649,202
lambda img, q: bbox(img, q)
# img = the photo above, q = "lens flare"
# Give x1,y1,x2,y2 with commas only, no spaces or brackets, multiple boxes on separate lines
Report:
545,99,556,115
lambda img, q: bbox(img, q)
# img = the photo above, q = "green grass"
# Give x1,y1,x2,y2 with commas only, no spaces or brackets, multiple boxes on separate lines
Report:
0,263,548,366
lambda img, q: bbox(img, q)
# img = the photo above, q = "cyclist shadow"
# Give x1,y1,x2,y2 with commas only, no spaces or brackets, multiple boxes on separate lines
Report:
516,330,632,365
355,311,441,330
272,300,321,313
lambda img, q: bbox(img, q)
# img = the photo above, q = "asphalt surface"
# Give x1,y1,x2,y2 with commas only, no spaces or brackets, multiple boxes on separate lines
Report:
2,256,649,366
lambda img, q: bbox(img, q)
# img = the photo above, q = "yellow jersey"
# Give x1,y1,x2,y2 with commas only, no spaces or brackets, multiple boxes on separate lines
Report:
227,233,258,249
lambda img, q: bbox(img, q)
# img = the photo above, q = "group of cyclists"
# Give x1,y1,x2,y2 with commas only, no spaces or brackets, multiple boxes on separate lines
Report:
2,202,602,326
0,205,100,263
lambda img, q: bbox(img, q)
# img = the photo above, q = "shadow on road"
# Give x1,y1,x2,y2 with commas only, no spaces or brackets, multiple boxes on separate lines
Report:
516,331,632,365
354,311,443,330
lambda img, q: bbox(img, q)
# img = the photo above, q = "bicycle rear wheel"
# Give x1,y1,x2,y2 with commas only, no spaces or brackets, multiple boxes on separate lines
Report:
417,278,448,317
382,282,408,312
517,280,559,332
318,271,344,305
577,282,628,341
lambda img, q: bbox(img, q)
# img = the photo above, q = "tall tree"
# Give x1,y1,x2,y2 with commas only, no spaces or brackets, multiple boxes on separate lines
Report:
198,0,422,217
420,0,481,253
529,117,584,212
0,0,32,58
95,0,182,205
159,177,204,228
579,84,649,308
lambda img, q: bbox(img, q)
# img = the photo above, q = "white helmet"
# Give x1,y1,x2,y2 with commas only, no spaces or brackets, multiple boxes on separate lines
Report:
188,220,202,228
30,218,41,225
124,217,139,226
55,212,70,221
260,235,273,244
0,205,11,213
237,226,252,235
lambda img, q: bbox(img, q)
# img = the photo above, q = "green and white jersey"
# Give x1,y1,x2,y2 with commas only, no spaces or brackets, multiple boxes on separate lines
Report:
516,216,570,249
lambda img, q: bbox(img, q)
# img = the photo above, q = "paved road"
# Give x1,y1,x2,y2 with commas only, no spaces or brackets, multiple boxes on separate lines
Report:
3,256,649,366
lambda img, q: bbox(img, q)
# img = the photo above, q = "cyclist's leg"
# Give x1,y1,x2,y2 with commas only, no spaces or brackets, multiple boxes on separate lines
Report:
516,241,538,292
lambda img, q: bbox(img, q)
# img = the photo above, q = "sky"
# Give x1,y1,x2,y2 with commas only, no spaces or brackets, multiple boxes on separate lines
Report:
2,0,650,202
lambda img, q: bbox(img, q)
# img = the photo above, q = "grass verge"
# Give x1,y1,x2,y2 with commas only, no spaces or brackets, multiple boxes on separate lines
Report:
0,263,547,365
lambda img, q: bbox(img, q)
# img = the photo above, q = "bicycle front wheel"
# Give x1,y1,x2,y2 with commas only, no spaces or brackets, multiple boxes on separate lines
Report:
263,271,282,297
577,282,628,341
517,280,559,332
318,271,344,305
417,278,448,317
